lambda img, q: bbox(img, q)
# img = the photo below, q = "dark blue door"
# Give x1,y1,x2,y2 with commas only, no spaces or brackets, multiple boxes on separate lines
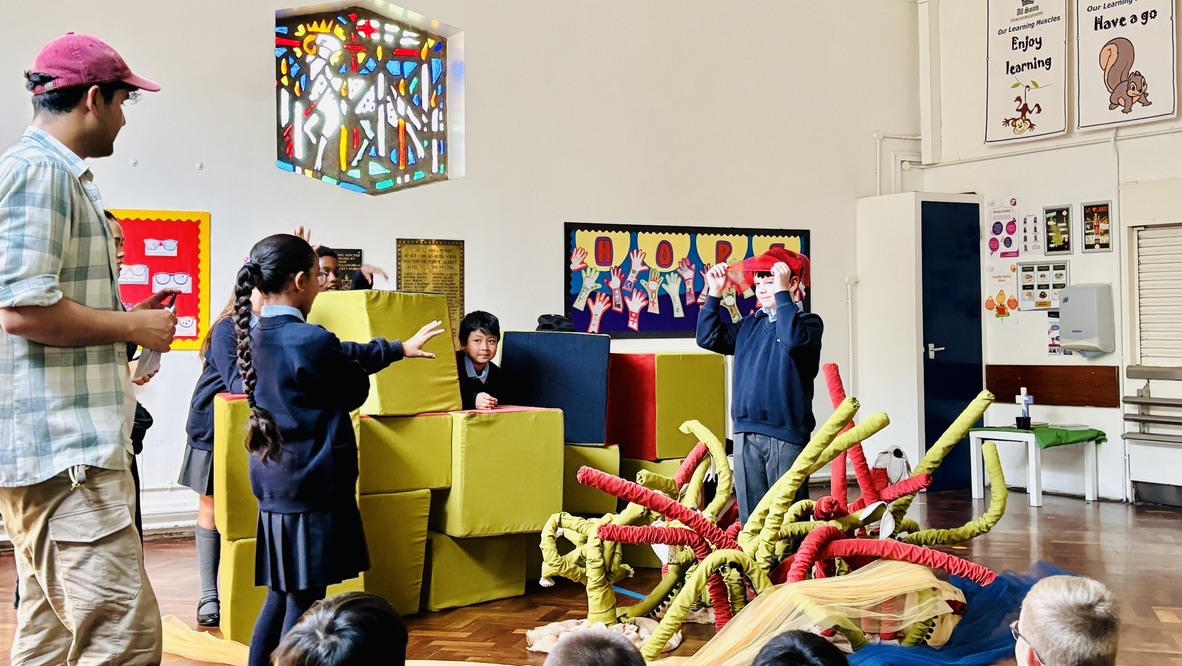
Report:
921,201,984,492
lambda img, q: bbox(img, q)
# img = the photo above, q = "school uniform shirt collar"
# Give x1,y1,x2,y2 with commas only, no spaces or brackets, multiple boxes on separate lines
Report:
260,304,306,321
463,354,489,383
758,298,804,322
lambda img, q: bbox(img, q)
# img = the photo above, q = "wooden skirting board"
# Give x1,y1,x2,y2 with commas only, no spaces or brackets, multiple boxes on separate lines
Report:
985,364,1120,408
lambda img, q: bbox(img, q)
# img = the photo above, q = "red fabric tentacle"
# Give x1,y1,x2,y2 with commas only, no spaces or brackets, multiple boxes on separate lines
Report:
578,467,740,551
673,443,709,488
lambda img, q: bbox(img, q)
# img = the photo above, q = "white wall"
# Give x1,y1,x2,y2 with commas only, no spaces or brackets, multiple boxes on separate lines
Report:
0,0,921,524
913,0,1182,500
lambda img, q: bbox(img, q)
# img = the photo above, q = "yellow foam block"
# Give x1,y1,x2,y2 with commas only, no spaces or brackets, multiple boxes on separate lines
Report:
563,444,620,515
216,397,364,540
308,290,461,416
358,414,452,495
219,489,428,642
607,352,727,460
434,407,564,537
213,395,257,542
219,538,362,643
423,532,526,611
357,489,431,615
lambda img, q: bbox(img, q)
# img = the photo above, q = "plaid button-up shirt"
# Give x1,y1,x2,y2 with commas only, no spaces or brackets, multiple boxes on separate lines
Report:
0,126,135,487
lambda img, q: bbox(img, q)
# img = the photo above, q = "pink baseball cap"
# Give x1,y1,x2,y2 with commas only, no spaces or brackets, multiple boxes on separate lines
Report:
29,32,159,95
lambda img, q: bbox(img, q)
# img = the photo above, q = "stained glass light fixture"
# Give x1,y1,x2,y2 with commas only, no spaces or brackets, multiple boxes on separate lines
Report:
276,6,447,194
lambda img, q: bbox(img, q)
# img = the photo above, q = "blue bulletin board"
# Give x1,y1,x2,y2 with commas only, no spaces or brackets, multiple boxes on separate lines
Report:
564,222,810,338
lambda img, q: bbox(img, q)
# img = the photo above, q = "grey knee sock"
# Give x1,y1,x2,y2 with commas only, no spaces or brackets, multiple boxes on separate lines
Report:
195,525,221,612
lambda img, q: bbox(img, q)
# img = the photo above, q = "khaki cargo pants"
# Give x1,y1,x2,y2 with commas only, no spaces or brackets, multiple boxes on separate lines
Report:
0,454,162,665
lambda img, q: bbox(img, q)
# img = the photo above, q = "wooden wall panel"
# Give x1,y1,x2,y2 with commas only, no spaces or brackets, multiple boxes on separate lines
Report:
984,364,1120,408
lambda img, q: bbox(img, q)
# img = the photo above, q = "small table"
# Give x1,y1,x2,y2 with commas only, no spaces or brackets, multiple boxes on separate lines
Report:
968,426,1106,507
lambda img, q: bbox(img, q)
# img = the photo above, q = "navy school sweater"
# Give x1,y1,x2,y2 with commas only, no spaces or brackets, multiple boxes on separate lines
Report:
247,314,403,513
184,316,400,454
696,291,823,443
455,349,503,410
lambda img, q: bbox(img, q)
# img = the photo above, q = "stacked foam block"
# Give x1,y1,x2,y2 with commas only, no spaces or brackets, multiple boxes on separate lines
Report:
501,332,620,519
609,352,727,568
500,335,727,570
213,291,564,642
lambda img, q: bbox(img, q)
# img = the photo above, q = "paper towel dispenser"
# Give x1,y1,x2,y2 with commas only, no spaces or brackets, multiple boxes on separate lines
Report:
1059,283,1115,356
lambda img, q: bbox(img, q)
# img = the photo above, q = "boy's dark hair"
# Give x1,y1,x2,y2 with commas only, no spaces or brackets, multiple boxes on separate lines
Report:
25,73,136,116
754,271,773,279
104,210,118,222
316,245,339,260
542,630,644,666
271,592,407,666
234,233,317,464
752,630,848,666
459,310,500,345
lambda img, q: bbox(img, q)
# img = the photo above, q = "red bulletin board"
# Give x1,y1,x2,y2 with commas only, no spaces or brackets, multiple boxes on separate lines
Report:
110,209,211,351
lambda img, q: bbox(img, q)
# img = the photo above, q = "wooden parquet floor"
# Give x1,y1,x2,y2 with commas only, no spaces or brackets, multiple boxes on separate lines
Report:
1,489,1180,665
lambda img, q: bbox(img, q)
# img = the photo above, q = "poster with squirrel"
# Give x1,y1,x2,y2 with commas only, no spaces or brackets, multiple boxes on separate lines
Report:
986,0,1068,143
1076,0,1176,130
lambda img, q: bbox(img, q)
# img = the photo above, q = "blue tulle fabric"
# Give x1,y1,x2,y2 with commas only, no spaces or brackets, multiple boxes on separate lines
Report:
848,561,1073,666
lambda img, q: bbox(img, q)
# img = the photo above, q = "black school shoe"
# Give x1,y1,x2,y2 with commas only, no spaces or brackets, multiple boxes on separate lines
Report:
197,596,220,627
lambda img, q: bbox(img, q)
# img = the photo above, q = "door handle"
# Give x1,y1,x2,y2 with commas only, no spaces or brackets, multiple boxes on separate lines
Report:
927,343,945,360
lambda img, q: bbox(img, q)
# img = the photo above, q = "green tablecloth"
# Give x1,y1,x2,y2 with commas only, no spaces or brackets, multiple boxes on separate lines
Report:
970,426,1107,449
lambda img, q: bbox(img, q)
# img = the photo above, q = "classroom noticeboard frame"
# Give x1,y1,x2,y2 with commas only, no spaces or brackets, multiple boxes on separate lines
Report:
564,222,811,339
110,209,211,351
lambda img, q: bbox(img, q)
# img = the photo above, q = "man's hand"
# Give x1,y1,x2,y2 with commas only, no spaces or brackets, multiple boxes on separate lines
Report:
403,320,445,358
475,392,498,409
132,289,181,311
126,310,178,352
132,367,158,386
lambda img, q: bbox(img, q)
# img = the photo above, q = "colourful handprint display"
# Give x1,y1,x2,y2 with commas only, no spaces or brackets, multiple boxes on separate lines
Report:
566,223,810,337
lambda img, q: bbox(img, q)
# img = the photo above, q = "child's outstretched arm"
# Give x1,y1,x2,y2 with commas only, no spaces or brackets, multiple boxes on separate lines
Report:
695,264,740,355
339,320,446,374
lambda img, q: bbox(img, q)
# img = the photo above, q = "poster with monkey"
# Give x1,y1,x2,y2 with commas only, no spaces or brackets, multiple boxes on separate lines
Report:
986,0,1068,143
1076,0,1176,130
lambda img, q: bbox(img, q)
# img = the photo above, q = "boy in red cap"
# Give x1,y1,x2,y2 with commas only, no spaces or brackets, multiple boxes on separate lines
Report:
696,248,823,524
0,33,169,665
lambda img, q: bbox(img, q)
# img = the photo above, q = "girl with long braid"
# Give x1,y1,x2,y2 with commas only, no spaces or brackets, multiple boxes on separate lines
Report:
234,234,443,666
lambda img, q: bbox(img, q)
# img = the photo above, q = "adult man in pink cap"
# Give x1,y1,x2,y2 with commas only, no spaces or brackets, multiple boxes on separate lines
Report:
0,33,174,664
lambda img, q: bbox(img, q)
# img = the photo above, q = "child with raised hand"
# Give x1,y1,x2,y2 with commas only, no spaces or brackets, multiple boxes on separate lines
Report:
233,233,443,666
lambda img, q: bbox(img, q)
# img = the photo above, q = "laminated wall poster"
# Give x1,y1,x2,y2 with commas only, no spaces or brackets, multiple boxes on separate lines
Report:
111,209,211,351
986,0,1068,143
1076,0,1176,131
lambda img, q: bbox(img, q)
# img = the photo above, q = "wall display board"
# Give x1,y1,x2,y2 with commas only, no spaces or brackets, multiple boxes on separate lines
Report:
396,239,464,347
564,223,810,338
1076,0,1176,130
986,0,1068,143
111,209,211,351
1017,260,1070,310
